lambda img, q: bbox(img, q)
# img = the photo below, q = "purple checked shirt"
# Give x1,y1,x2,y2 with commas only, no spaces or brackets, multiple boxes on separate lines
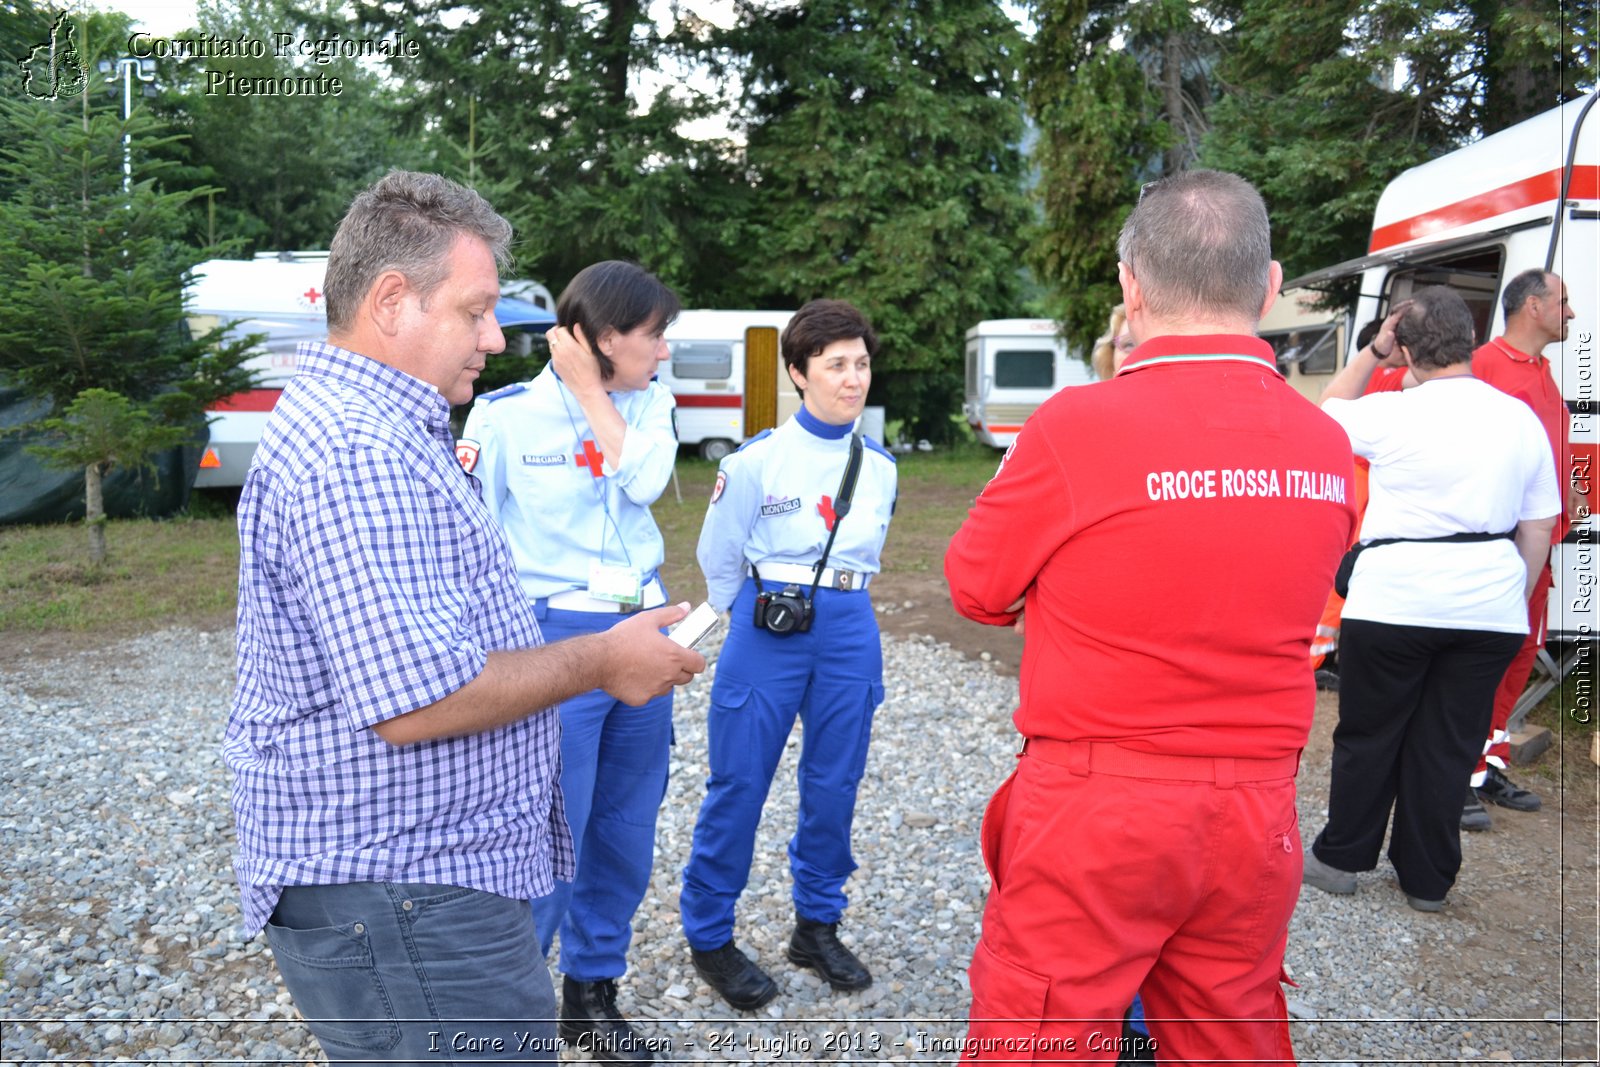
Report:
224,341,573,936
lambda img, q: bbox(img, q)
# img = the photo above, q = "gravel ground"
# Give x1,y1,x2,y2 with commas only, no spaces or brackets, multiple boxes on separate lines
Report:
0,626,1594,1065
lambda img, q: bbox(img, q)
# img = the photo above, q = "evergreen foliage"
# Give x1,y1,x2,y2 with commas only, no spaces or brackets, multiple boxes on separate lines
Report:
1023,0,1223,352
723,0,1034,438
344,0,747,302
1026,0,1595,341
0,7,255,558
150,0,418,253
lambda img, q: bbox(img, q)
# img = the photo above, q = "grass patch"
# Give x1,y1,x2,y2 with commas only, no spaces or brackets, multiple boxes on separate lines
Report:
0,514,239,634
652,447,1000,597
0,448,1004,638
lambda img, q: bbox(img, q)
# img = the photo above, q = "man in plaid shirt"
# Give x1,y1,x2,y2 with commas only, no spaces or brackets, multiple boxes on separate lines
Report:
224,171,704,1063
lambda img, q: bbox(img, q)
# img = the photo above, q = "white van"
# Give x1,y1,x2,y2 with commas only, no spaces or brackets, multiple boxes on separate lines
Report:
187,253,554,488
1285,92,1598,650
658,309,797,461
962,319,1094,449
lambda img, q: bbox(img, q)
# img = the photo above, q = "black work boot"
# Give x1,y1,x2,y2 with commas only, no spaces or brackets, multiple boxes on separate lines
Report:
559,976,657,1064
787,917,871,991
689,940,779,1010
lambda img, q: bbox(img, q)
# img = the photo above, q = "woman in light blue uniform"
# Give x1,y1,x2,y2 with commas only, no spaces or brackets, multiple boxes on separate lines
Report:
459,261,680,1063
682,299,897,1010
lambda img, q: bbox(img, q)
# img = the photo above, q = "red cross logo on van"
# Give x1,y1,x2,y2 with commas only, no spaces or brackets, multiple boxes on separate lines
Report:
295,285,326,314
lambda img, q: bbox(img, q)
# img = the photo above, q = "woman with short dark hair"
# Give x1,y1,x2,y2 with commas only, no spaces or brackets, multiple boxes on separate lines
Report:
681,298,898,1009
460,259,681,1062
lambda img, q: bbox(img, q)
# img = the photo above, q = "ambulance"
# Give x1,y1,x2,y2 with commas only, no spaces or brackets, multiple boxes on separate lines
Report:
962,319,1094,448
657,309,798,461
187,252,555,488
1284,92,1598,657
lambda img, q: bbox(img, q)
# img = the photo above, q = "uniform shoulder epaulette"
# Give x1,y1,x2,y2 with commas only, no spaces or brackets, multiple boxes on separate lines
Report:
864,437,896,463
734,429,774,453
478,382,528,403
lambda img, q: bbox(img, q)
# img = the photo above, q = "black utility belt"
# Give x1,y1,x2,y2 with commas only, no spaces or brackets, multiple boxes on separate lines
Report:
1334,529,1515,598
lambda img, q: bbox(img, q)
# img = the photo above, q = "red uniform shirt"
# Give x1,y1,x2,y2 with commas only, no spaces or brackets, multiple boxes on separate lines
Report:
1472,337,1570,541
946,335,1358,760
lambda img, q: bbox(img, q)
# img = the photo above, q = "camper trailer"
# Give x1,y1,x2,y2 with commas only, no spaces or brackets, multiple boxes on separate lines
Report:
657,310,797,461
1286,92,1598,647
962,319,1094,449
186,253,554,488
1257,289,1348,404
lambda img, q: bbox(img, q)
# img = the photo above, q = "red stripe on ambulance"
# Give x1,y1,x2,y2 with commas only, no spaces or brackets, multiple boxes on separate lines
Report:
1370,165,1600,253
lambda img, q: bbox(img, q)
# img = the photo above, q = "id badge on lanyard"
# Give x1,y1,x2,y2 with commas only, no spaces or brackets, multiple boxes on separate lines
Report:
588,559,643,606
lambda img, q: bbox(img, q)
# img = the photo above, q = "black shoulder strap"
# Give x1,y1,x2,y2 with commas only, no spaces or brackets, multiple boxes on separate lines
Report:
809,431,866,593
832,431,865,520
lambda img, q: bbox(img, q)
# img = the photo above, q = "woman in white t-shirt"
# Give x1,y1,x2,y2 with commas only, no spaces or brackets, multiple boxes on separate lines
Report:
1301,287,1560,912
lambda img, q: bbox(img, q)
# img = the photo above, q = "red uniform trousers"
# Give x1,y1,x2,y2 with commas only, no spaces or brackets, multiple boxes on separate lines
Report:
1473,563,1551,782
966,741,1301,1065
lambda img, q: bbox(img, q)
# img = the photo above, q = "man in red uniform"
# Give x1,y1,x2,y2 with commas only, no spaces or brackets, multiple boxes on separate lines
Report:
946,170,1357,1064
1466,269,1579,822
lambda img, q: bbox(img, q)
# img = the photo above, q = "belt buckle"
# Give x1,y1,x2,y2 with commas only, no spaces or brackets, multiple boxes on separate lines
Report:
835,569,853,591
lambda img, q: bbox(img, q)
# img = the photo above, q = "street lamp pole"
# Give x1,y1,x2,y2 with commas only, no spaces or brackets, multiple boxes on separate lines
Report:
98,57,156,195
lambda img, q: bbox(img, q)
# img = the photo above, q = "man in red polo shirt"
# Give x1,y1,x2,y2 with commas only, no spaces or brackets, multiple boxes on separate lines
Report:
946,170,1356,1064
1466,269,1579,824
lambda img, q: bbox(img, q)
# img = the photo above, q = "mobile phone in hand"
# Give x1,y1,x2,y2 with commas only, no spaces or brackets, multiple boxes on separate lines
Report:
668,602,721,649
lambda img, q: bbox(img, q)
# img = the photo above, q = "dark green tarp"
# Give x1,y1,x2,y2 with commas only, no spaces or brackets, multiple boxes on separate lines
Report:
0,386,206,526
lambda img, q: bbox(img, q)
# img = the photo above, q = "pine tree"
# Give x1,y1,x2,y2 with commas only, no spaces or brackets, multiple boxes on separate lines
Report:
147,0,417,254
725,0,1034,438
0,10,254,562
1023,0,1225,352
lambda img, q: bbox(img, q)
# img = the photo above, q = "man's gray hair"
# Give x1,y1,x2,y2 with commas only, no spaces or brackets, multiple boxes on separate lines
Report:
1500,268,1552,322
323,170,513,330
1117,169,1272,322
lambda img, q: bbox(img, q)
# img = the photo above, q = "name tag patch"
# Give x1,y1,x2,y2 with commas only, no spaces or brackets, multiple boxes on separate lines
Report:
522,453,566,467
760,496,802,517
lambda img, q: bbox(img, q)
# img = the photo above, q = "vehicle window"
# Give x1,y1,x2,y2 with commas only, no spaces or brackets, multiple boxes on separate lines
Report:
1383,247,1503,341
995,349,1054,389
671,341,733,380
1266,325,1340,376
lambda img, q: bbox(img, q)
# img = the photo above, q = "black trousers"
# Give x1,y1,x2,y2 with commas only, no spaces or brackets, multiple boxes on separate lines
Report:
1312,618,1522,902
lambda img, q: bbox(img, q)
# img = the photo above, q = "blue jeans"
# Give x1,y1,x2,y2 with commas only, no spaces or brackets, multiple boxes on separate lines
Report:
267,882,558,1063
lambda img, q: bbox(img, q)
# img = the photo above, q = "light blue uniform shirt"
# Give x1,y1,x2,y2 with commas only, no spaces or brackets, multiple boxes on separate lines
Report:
697,406,898,611
461,366,677,600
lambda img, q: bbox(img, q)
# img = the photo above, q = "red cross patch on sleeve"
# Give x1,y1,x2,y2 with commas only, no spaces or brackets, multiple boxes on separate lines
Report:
711,470,726,504
455,438,481,473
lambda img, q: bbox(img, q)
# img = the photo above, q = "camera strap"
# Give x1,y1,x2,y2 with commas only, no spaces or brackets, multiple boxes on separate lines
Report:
808,431,865,599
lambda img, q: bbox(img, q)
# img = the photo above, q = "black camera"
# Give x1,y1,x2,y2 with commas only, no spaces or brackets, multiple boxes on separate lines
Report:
754,584,814,635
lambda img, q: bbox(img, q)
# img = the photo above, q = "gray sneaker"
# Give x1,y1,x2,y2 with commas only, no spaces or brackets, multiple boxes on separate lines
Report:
1460,788,1492,832
1303,849,1356,895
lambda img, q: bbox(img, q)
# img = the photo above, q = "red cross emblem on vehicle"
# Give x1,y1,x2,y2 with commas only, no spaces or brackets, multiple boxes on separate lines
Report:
575,439,605,477
303,286,322,305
